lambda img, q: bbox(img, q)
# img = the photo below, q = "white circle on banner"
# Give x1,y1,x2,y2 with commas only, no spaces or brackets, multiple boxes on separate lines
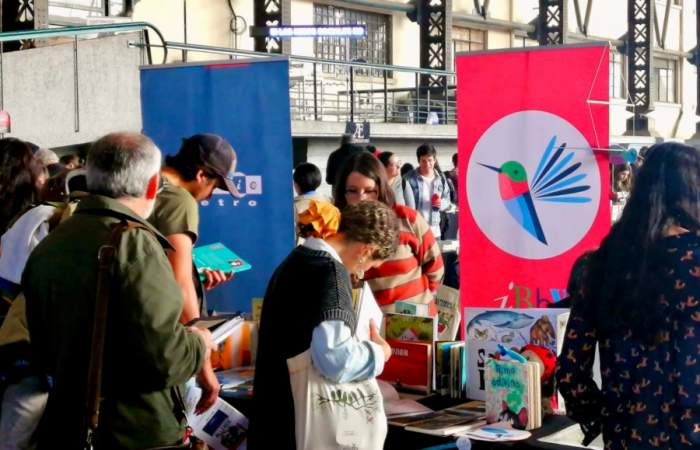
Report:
466,110,600,260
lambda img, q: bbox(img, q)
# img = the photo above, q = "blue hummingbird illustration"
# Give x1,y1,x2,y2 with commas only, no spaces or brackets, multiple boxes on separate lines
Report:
479,136,591,245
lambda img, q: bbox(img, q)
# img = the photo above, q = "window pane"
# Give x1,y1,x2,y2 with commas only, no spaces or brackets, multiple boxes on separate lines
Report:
452,27,485,53
313,4,390,76
652,59,678,103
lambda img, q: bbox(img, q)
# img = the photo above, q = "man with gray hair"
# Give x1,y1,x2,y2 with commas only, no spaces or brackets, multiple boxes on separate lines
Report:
22,132,214,449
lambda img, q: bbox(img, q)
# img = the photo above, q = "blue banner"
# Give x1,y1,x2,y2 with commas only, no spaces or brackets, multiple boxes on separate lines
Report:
141,58,294,313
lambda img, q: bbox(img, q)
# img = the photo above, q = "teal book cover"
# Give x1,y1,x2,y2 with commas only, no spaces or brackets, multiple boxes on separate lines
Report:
193,243,252,280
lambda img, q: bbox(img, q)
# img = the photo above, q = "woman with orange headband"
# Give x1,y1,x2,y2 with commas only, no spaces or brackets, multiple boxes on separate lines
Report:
249,200,399,449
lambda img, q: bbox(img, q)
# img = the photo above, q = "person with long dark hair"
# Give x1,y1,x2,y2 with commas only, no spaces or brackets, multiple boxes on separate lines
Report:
0,138,45,235
334,152,444,313
556,142,700,448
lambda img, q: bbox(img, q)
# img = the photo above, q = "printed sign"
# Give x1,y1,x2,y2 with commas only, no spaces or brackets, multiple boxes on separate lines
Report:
456,45,611,309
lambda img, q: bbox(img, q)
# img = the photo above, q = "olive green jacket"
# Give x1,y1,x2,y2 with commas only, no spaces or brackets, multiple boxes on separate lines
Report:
23,195,205,450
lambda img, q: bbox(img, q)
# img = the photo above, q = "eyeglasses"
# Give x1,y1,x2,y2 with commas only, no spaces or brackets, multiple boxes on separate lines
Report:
345,187,379,199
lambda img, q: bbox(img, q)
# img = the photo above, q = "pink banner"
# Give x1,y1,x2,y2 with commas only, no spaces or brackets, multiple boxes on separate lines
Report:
457,45,611,309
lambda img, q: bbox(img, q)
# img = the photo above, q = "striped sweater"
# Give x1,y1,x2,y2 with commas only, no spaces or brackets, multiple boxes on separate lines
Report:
364,204,444,313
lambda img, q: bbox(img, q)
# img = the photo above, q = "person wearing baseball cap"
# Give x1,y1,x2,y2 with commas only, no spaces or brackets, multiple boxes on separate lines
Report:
148,133,239,413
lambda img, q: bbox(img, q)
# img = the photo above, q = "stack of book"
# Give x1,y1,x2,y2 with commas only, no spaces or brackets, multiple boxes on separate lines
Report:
379,312,468,398
387,401,486,436
379,313,437,393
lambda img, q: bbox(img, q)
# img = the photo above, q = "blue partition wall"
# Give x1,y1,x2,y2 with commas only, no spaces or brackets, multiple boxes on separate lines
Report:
141,58,294,313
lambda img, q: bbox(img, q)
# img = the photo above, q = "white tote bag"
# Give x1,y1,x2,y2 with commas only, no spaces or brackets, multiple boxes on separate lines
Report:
287,349,387,450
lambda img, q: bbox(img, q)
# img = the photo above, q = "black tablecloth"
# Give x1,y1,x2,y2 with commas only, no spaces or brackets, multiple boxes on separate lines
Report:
387,415,587,450
221,390,590,450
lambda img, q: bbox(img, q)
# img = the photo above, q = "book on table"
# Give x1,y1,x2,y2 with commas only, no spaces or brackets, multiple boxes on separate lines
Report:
193,242,251,281
464,307,569,401
378,340,432,393
378,379,433,420
484,357,542,430
403,410,485,436
186,313,244,345
383,312,438,343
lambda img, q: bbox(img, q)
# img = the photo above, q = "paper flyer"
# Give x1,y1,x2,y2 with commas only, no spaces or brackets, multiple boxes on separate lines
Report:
185,381,248,450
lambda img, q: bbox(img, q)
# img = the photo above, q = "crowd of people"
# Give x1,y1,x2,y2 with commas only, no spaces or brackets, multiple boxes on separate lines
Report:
0,131,699,450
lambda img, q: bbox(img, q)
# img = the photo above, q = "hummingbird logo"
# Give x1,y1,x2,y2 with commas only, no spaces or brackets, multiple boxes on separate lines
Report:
479,136,591,245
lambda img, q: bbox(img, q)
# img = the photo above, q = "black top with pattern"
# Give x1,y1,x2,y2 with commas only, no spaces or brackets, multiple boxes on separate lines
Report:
556,231,700,450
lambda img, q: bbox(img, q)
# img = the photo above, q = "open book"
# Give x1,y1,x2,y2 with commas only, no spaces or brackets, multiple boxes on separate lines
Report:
187,313,244,345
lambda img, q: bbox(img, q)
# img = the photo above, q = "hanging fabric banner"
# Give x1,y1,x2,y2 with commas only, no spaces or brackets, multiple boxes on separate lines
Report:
141,57,294,313
457,44,611,309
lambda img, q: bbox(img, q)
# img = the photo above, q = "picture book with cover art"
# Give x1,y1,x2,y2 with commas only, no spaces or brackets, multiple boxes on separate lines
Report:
464,307,568,400
484,358,542,431
384,313,437,343
378,340,432,393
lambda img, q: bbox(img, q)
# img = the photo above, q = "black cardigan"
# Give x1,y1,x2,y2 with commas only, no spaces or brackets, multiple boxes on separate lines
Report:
248,246,356,449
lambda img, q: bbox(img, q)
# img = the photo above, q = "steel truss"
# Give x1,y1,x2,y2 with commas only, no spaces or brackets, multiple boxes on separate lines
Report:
419,0,451,91
254,0,290,53
538,0,566,45
626,0,654,135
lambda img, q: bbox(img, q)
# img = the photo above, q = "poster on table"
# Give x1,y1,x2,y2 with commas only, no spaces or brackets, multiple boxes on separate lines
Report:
456,45,610,399
141,57,294,313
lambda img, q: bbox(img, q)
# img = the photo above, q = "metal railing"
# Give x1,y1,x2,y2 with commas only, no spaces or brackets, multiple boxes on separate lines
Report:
0,21,167,63
0,23,456,125
140,41,458,125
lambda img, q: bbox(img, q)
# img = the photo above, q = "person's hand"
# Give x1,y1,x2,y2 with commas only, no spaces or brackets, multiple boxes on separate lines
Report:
431,193,441,210
202,269,233,290
195,361,220,414
369,319,391,362
188,326,216,354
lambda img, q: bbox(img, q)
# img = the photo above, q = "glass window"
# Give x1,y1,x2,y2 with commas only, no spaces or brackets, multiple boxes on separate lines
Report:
453,27,485,54
512,36,538,48
652,58,678,103
313,4,390,77
609,51,625,99
49,1,129,20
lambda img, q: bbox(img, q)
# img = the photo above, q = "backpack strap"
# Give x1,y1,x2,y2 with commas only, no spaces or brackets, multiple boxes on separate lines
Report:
407,173,420,205
83,219,151,450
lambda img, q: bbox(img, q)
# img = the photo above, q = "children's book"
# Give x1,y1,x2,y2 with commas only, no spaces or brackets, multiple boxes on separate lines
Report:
464,423,532,442
435,341,458,395
464,307,568,400
187,313,244,346
378,379,433,419
435,285,461,341
193,242,252,281
393,300,430,316
215,367,255,390
444,400,485,416
384,313,438,343
484,358,542,431
451,342,466,399
378,340,432,393
403,411,485,436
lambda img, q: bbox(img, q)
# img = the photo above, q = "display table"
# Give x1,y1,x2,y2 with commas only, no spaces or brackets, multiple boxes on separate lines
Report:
221,390,590,450
387,414,585,450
